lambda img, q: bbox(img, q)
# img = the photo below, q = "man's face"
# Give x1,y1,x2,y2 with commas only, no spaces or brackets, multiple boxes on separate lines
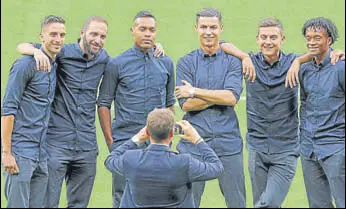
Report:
40,22,66,57
81,21,108,57
256,27,284,58
131,17,157,50
304,27,332,57
195,17,223,48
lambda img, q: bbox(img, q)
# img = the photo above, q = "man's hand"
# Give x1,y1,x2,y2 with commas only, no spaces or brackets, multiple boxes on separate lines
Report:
175,80,194,99
1,152,19,175
242,56,256,82
176,120,201,144
153,43,165,57
330,50,345,65
33,50,51,72
285,59,301,88
136,126,150,143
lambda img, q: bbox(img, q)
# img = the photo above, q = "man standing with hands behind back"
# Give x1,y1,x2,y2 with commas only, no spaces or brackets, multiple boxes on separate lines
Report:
175,8,247,208
97,10,175,208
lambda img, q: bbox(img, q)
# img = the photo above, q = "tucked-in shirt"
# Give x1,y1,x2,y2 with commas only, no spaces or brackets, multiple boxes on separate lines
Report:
299,49,345,160
97,45,175,145
32,41,110,151
176,48,243,156
246,51,299,154
1,49,56,162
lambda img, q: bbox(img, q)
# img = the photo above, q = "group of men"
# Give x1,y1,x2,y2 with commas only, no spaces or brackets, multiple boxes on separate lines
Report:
1,7,345,208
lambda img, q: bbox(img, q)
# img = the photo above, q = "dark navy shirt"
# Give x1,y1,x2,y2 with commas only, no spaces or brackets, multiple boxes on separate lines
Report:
33,41,110,151
1,49,56,162
246,51,299,154
97,45,175,145
299,49,345,160
176,48,243,156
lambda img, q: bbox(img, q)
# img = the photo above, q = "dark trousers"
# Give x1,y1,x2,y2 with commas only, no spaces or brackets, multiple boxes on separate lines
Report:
45,143,98,208
247,148,298,208
301,148,345,208
4,154,48,208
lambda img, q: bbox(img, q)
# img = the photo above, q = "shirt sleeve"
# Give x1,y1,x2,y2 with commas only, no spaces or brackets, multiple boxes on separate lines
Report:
104,140,138,175
165,58,176,107
176,57,194,109
187,141,224,182
338,61,345,93
97,59,120,108
224,57,243,102
1,58,35,116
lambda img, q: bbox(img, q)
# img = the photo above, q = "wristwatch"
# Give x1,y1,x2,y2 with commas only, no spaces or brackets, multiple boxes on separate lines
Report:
188,87,196,98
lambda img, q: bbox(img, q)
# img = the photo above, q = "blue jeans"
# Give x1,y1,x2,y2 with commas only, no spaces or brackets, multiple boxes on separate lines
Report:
301,148,345,208
4,154,48,208
45,143,98,208
247,148,298,208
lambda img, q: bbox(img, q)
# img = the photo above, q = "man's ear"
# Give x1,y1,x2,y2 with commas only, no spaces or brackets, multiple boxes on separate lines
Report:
327,37,332,46
39,33,44,42
169,130,173,138
145,128,150,136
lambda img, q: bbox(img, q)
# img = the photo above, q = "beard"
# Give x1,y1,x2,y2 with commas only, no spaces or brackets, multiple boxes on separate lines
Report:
83,35,101,57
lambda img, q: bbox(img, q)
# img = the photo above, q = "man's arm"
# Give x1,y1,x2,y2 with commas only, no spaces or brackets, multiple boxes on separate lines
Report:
16,42,51,72
220,41,256,82
165,58,176,111
98,107,113,152
104,127,149,174
286,50,345,88
97,60,119,152
1,115,19,175
176,57,214,112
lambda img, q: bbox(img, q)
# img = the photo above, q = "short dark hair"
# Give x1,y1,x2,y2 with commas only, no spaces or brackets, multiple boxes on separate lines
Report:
147,108,174,142
196,8,222,25
258,17,284,34
133,10,156,22
302,17,338,45
82,16,108,32
41,15,65,30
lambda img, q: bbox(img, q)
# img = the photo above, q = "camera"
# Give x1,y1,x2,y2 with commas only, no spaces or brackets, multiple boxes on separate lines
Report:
174,123,184,135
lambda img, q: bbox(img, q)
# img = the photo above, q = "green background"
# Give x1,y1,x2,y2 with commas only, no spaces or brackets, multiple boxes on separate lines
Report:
1,0,344,207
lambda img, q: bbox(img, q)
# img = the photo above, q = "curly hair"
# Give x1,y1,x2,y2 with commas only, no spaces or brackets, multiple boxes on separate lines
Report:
302,17,338,44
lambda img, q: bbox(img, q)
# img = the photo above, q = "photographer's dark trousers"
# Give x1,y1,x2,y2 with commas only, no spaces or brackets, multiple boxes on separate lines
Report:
45,143,98,208
4,154,48,208
247,148,298,208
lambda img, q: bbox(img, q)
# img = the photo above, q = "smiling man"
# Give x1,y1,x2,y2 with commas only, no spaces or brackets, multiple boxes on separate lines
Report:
174,8,246,208
97,10,175,208
298,17,345,208
1,15,66,208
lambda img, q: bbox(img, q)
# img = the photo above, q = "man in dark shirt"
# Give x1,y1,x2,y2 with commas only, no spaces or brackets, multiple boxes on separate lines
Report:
97,11,175,208
104,108,223,208
175,8,246,208
220,17,344,208
16,16,109,208
1,15,66,208
298,17,344,208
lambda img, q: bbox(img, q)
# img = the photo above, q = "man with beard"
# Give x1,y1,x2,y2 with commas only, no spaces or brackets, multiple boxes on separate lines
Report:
97,10,175,208
16,15,109,208
2,15,66,208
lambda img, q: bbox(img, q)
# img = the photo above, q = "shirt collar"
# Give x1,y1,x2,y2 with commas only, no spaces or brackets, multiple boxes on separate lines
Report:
259,51,283,69
132,45,154,60
312,48,332,67
198,47,222,59
146,143,172,151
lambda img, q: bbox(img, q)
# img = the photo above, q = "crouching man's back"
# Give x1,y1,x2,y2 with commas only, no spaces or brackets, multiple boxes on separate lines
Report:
105,108,223,208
